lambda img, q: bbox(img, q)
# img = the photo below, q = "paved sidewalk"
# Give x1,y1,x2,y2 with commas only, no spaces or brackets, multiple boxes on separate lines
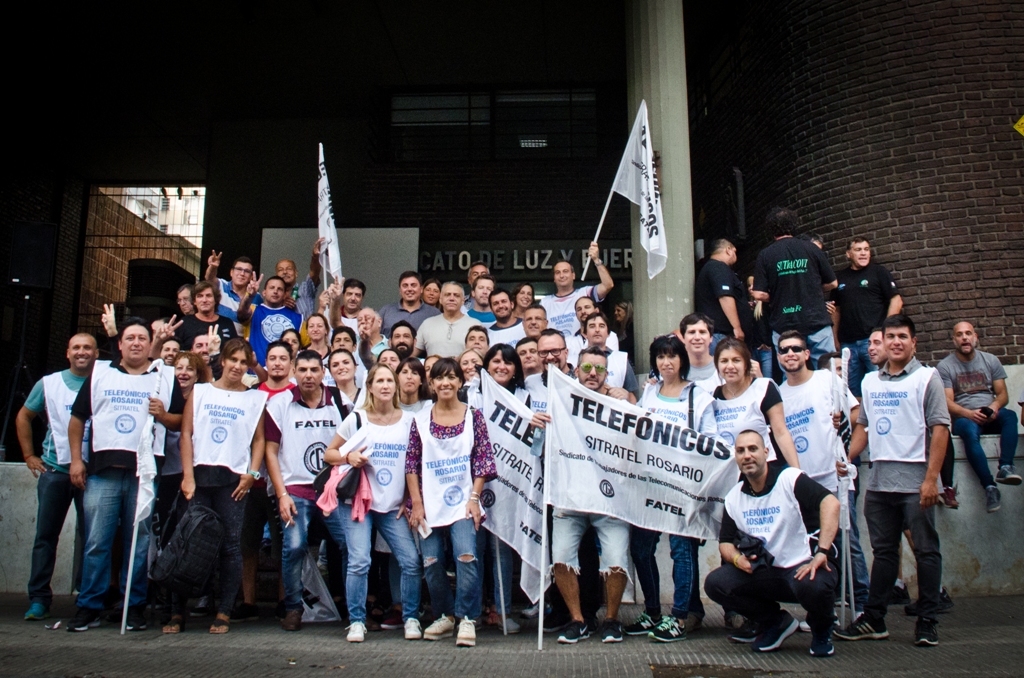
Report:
0,594,1019,677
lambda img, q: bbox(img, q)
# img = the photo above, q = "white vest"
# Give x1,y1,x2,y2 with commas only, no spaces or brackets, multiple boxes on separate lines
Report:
524,373,548,413
779,371,851,492
416,405,475,528
90,361,174,458
639,381,717,435
190,384,268,474
725,467,810,569
713,378,778,462
359,411,415,514
43,372,90,465
267,389,339,487
602,350,630,389
862,367,933,463
567,331,619,366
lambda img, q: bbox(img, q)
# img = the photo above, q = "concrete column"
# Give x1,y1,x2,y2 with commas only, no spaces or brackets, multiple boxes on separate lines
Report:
625,0,694,372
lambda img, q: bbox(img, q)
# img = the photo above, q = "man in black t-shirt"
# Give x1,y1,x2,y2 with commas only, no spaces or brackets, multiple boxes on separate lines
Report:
175,281,237,351
829,238,902,398
752,207,837,371
695,238,754,353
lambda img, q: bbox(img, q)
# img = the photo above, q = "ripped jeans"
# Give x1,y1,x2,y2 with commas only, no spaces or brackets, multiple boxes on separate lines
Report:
421,518,481,621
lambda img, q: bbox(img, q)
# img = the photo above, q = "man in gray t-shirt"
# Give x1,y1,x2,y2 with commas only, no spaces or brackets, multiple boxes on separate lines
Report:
937,321,1019,495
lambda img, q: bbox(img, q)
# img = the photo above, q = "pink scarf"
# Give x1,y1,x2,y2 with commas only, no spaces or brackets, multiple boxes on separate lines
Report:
315,465,374,521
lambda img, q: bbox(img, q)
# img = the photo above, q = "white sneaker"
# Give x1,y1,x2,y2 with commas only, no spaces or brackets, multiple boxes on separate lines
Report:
423,615,455,640
347,621,366,643
501,616,521,634
456,617,476,647
404,617,423,640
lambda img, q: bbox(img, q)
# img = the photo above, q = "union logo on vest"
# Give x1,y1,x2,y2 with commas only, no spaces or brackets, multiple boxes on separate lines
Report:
876,417,892,435
304,442,326,474
211,426,228,443
376,468,392,487
795,435,809,453
115,414,136,434
600,479,615,498
444,485,465,507
480,488,496,508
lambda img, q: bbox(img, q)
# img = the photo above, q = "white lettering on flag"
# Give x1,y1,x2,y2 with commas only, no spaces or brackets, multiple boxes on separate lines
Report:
317,143,343,284
480,373,549,602
610,100,667,279
546,369,735,539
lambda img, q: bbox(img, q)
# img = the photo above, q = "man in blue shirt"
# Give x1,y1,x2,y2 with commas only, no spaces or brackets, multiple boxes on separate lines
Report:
15,333,99,620
240,276,303,366
203,251,262,335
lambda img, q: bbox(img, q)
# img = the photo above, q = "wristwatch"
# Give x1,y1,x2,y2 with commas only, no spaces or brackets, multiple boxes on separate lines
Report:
815,546,830,556
247,470,261,481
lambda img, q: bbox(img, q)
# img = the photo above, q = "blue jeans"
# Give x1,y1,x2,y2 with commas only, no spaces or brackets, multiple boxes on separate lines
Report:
953,410,1019,488
475,528,515,614
77,468,154,610
281,495,348,612
773,325,835,381
29,468,84,607
421,518,481,620
755,347,774,382
835,489,870,610
630,528,705,620
342,509,421,623
710,333,729,356
841,338,876,398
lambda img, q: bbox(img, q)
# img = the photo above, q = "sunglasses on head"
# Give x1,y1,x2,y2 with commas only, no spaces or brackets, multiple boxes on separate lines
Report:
778,345,807,354
579,363,607,374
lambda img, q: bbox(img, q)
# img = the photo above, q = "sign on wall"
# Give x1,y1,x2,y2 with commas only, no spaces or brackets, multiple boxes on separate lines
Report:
419,240,633,282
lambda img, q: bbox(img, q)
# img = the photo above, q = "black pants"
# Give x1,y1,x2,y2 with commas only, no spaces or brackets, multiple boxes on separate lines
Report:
863,490,941,620
705,560,838,633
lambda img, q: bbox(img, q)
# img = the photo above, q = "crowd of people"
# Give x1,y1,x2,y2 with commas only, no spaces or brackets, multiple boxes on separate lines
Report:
15,209,1023,657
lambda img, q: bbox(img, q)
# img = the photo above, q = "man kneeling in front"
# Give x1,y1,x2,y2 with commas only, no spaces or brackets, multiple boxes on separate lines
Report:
705,430,840,657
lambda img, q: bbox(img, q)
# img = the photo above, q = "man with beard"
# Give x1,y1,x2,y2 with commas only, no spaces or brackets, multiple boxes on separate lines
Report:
487,289,526,347
937,321,1019,512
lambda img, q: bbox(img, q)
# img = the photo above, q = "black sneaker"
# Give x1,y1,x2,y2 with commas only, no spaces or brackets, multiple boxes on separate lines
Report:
914,618,939,646
906,587,954,616
834,614,889,641
67,607,101,632
729,619,762,643
557,620,590,644
230,602,260,622
125,605,148,632
623,611,661,636
751,611,799,652
600,619,624,643
889,584,911,606
648,616,686,643
809,625,835,657
544,609,572,633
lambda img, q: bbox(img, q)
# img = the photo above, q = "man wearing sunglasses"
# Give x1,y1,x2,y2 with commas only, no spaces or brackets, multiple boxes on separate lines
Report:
553,347,634,645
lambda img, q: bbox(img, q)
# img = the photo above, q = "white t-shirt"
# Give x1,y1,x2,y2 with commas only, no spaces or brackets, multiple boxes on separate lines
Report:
779,371,858,492
540,286,600,337
415,313,478,358
488,319,527,347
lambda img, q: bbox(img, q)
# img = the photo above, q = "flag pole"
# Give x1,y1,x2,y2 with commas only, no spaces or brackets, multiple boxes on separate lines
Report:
580,188,615,282
537,368,553,651
495,534,507,636
119,504,147,635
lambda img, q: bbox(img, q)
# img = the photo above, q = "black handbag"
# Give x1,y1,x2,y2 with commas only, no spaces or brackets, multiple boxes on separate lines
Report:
313,412,363,499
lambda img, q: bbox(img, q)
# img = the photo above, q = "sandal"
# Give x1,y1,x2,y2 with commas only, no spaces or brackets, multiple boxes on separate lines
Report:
209,615,230,634
162,615,185,634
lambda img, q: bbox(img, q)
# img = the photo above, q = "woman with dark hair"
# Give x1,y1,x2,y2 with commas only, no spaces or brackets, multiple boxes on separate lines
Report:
279,329,302,361
422,278,442,309
377,348,402,374
327,348,362,413
396,356,429,413
406,358,497,647
511,283,535,320
173,338,268,634
324,364,423,643
613,300,635,364
712,337,799,469
625,334,718,641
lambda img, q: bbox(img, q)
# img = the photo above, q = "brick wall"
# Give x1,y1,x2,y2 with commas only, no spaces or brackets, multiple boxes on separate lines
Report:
77,193,201,337
687,0,1024,365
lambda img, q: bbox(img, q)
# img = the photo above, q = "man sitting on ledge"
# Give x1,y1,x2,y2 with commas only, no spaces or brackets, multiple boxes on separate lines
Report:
705,429,840,657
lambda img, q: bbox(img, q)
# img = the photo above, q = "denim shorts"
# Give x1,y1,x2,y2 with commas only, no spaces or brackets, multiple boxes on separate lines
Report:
551,509,630,575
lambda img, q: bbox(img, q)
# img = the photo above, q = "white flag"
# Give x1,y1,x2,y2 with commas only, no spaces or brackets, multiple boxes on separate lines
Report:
479,373,549,603
317,143,343,284
611,100,667,279
133,364,162,524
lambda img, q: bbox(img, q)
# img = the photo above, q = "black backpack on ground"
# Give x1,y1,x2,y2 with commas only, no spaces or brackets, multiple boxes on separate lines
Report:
151,499,225,597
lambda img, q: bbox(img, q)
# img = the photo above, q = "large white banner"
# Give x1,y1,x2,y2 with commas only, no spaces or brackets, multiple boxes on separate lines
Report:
317,143,343,284
546,368,735,539
479,373,548,603
610,100,667,279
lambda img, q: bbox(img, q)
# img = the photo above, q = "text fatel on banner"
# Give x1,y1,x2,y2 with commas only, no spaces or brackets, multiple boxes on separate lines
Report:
546,369,735,540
